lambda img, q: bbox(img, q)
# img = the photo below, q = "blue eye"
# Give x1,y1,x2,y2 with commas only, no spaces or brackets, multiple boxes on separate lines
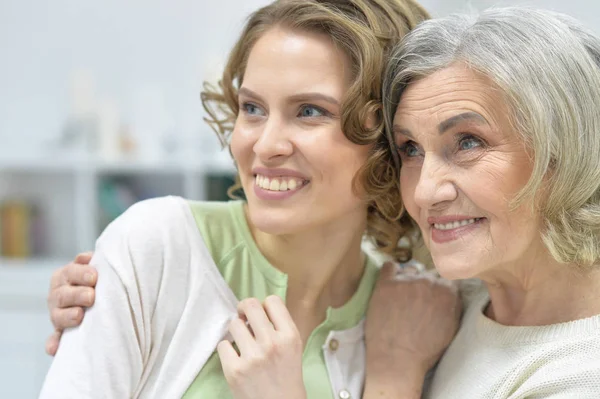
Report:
242,102,265,116
298,105,326,118
458,135,483,150
397,141,421,158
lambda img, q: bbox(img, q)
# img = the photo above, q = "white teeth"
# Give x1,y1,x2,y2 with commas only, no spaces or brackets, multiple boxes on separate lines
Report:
433,218,479,230
254,174,305,192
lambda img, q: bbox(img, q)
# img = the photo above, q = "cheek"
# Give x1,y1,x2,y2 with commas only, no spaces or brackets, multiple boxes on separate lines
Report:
229,124,253,165
472,154,533,214
310,134,370,185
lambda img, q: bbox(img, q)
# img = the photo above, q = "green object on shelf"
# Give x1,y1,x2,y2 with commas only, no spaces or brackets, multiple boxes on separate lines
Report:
206,174,241,201
97,178,139,233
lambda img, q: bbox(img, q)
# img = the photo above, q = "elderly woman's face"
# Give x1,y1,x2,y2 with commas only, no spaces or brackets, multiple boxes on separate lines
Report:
393,65,543,280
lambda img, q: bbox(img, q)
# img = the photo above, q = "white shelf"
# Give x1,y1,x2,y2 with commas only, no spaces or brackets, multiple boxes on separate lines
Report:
0,152,237,175
0,150,237,259
0,257,65,269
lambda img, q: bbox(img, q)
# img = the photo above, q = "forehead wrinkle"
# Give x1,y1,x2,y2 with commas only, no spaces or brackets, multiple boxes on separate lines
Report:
395,74,509,136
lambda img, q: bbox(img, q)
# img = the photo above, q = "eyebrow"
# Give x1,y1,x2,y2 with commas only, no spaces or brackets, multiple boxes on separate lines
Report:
238,87,340,106
288,93,340,106
393,111,489,138
238,87,265,103
438,112,488,134
392,125,414,139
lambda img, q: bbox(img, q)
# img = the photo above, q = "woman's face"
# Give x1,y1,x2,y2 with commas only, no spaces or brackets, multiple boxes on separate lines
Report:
230,27,371,236
393,65,544,280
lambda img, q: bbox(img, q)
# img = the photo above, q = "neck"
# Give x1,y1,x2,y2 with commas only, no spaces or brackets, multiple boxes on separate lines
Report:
246,205,367,311
481,250,600,326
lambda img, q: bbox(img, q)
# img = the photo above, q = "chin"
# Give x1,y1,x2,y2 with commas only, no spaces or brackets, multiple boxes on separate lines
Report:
247,207,301,236
431,256,480,281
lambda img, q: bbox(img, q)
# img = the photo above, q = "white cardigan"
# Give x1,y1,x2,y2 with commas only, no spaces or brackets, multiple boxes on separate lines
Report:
39,197,368,398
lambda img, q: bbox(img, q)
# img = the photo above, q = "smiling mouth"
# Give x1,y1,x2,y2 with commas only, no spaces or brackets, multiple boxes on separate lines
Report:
432,218,485,230
254,174,309,192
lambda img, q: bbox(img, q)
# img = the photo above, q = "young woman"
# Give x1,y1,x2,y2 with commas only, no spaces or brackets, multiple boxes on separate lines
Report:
40,1,460,398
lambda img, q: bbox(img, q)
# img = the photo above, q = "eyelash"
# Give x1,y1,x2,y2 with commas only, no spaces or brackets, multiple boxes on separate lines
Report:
241,102,265,117
396,141,420,158
239,102,331,119
396,134,486,159
298,104,330,118
456,134,486,151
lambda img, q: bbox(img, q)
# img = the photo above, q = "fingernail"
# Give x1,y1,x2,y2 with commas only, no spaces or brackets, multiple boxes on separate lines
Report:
84,273,95,284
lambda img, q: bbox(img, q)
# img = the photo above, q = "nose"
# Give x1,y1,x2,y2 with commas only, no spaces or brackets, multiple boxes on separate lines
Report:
413,153,457,209
252,115,293,162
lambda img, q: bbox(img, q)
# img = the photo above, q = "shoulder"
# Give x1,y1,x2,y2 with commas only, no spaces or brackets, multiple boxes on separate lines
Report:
517,334,600,395
97,196,190,252
106,195,187,230
94,196,197,278
187,200,243,229
188,200,248,263
101,195,187,233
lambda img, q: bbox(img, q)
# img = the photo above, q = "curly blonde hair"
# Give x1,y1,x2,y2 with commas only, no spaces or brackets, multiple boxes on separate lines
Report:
201,0,429,262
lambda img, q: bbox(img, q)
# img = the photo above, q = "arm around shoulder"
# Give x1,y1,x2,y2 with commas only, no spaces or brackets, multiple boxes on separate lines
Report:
39,198,175,398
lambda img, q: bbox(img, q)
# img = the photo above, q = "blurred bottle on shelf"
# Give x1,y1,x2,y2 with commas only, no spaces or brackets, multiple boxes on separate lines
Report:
56,69,99,152
0,200,45,259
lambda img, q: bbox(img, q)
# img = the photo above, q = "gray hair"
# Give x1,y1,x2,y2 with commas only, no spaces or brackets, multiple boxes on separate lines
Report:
383,7,600,269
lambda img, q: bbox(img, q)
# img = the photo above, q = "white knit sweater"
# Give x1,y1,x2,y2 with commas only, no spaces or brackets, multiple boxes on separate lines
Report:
427,285,600,398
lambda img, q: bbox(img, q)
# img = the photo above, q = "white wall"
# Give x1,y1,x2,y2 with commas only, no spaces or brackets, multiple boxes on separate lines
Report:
0,0,271,154
0,0,598,155
469,0,600,31
421,0,600,30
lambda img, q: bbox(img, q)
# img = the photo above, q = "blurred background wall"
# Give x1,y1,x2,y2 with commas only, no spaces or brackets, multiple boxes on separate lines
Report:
0,0,597,396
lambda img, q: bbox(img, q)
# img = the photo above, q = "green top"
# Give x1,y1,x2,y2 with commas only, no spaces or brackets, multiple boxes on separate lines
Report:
182,200,379,399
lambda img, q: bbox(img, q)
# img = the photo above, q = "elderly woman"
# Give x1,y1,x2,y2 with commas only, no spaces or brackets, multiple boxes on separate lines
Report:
382,7,600,398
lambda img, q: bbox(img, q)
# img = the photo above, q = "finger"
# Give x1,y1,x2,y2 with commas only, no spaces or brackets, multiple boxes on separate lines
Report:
50,265,68,291
50,307,84,330
238,298,274,342
228,317,257,356
217,340,240,377
262,295,297,334
50,263,97,290
66,263,97,287
74,251,93,265
48,285,95,309
45,330,62,356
